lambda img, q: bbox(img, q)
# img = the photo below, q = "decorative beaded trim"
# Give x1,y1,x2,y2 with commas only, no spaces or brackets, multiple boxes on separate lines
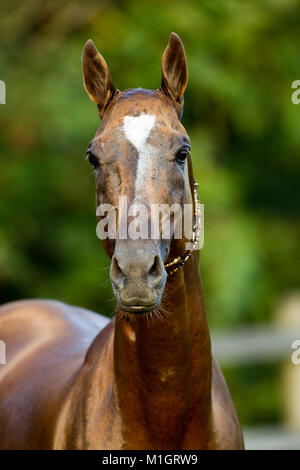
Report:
164,180,201,276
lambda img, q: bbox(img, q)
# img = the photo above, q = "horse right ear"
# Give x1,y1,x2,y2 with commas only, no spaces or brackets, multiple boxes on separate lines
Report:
161,33,188,119
82,40,117,118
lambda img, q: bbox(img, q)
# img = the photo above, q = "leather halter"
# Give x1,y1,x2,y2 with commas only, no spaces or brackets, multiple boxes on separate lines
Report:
164,180,201,276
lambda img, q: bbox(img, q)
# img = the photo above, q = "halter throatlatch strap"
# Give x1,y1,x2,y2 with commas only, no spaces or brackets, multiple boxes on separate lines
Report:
164,180,201,276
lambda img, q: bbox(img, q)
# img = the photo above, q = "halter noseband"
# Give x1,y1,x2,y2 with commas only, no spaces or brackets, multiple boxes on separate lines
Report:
164,180,201,276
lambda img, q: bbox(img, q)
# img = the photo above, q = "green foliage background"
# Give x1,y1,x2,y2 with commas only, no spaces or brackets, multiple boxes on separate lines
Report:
0,0,299,427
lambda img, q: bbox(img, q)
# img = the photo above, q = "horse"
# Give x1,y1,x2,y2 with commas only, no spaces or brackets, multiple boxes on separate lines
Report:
0,33,244,450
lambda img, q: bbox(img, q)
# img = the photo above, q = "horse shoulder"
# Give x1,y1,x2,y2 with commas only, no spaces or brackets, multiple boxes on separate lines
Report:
0,299,110,449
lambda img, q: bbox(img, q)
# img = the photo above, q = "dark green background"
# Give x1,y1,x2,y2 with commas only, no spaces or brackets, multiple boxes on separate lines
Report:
0,0,299,427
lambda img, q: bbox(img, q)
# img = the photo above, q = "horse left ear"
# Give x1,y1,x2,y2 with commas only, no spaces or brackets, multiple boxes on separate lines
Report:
161,33,188,118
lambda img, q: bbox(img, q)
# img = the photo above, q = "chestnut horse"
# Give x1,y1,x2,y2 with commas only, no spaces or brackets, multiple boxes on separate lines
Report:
0,34,244,449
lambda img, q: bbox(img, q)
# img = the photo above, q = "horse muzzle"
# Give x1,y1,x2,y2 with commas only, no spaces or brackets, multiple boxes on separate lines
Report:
110,240,166,314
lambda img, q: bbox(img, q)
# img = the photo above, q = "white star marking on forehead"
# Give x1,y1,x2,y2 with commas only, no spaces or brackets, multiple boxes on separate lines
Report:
123,114,156,151
123,114,157,199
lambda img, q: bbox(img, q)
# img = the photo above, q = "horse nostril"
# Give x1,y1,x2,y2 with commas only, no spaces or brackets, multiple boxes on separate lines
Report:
110,256,125,289
149,255,159,277
148,255,163,286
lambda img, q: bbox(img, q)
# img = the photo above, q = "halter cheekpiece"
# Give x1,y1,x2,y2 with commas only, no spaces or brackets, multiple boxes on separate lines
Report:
164,180,201,276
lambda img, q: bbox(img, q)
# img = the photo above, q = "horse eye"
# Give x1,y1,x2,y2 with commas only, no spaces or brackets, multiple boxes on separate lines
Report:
86,150,99,169
175,146,190,164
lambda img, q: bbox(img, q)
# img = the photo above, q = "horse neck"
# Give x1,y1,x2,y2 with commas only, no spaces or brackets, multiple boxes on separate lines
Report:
113,251,212,447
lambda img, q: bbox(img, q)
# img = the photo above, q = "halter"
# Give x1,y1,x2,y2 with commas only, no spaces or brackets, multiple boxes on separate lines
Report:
164,180,201,276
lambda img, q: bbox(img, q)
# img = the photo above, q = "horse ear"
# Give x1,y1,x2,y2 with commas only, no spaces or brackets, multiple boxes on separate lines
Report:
82,40,116,117
161,33,188,118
